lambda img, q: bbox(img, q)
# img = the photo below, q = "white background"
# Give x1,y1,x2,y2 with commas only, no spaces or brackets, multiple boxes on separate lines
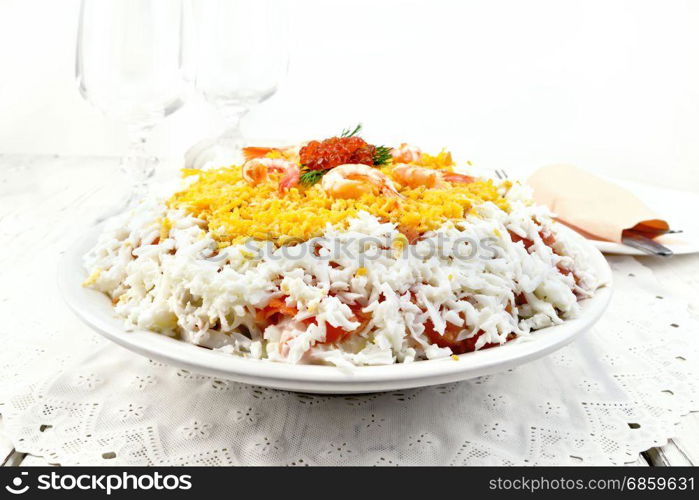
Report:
1,0,698,191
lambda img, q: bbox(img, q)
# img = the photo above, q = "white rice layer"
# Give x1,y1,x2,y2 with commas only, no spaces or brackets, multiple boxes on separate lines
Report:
84,185,597,367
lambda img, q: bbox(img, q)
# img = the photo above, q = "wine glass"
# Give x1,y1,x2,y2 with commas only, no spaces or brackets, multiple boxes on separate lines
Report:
76,0,186,210
186,0,289,163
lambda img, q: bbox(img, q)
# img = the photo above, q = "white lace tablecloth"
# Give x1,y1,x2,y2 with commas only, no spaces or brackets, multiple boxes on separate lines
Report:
0,155,697,466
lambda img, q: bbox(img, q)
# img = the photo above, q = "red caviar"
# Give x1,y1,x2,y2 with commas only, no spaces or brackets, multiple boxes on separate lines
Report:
300,136,376,171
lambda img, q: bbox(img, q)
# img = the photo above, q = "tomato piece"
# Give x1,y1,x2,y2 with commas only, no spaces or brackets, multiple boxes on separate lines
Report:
540,230,556,247
508,230,534,250
304,302,370,345
424,320,478,354
324,324,349,344
301,318,351,344
258,296,372,345
256,297,298,324
510,229,557,253
423,319,508,355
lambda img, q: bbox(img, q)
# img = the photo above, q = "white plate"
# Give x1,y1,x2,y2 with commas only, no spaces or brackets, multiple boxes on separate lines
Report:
59,225,613,394
586,179,699,255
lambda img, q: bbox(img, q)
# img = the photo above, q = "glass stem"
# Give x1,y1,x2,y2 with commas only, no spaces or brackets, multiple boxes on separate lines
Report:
122,123,156,201
219,105,250,150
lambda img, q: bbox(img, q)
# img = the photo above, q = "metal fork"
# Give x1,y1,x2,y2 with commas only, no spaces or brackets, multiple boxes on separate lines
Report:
622,229,673,257
494,169,509,180
495,167,675,256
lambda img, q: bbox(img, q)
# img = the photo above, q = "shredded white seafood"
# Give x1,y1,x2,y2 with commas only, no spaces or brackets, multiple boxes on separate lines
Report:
84,182,598,367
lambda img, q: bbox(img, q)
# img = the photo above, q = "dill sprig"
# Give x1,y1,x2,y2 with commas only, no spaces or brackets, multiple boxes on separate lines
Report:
373,145,392,166
340,124,362,138
299,169,328,186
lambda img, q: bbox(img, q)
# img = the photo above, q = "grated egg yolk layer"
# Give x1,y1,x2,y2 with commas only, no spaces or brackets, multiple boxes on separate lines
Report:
168,166,509,247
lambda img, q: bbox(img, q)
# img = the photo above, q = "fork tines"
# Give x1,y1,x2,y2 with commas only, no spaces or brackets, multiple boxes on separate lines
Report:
495,169,509,180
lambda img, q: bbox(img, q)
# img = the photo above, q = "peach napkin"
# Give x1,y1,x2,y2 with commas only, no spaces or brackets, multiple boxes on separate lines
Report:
527,164,669,243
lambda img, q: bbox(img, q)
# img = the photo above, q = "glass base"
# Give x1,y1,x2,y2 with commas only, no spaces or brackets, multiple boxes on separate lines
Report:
184,135,246,170
92,190,139,225
215,144,246,166
93,156,157,225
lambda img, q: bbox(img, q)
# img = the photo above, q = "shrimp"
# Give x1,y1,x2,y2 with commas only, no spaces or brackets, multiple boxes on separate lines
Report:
391,164,474,189
391,143,422,164
242,158,301,192
320,164,402,199
242,144,302,163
